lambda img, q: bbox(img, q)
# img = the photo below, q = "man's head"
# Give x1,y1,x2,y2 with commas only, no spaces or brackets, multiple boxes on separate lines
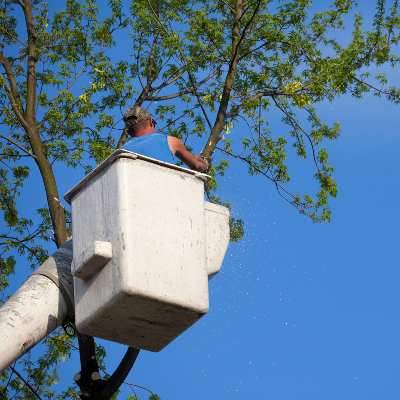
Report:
123,106,157,136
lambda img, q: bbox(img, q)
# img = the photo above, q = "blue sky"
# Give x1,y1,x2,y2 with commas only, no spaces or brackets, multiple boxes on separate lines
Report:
3,1,400,399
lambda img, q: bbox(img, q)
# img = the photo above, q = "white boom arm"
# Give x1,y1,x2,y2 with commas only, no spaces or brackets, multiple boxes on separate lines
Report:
0,240,74,373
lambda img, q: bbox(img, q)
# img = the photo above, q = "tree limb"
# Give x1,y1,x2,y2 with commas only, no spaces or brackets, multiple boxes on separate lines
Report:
200,0,245,157
145,64,223,101
0,152,30,157
272,96,320,173
0,78,28,130
387,0,399,44
47,336,79,350
229,0,262,74
99,364,155,398
135,29,160,106
216,146,324,219
146,0,214,131
218,0,235,14
0,133,37,158
0,27,28,48
22,0,37,122
157,105,198,134
9,367,42,400
352,74,400,98
76,332,102,395
151,67,185,91
0,54,26,118
186,67,213,130
13,0,25,8
146,0,171,38
225,86,316,119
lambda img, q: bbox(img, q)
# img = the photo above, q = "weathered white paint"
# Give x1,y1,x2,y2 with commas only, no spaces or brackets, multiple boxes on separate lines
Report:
0,240,74,373
204,202,230,280
64,150,229,352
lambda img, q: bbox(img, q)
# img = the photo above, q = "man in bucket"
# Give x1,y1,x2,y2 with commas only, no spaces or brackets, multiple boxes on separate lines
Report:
122,106,211,173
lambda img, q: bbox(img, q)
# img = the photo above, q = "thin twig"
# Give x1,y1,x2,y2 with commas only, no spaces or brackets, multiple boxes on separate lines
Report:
216,146,323,219
0,152,30,157
218,0,235,13
151,67,186,91
0,27,27,48
387,0,399,45
47,336,79,350
351,74,400,98
98,364,155,397
272,97,320,173
146,64,223,101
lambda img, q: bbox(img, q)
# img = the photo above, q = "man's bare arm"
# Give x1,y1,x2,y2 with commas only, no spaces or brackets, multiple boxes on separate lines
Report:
167,136,207,172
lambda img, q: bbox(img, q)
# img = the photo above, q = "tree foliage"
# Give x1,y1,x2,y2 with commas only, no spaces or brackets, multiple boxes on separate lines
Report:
0,0,399,398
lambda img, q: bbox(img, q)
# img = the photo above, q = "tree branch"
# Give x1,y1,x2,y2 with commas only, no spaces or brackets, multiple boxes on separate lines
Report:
145,64,223,101
146,0,171,38
13,0,25,8
135,30,160,106
0,133,37,158
157,105,198,134
47,336,79,350
218,0,235,13
201,0,244,157
9,367,42,400
146,30,160,87
0,79,28,130
151,67,185,91
0,54,25,117
229,0,262,74
0,27,28,48
186,69,213,130
22,0,38,122
216,146,324,219
387,0,398,45
0,152,30,157
225,86,316,119
272,96,320,173
56,336,145,399
116,4,162,149
76,332,103,396
352,74,400,98
99,363,155,398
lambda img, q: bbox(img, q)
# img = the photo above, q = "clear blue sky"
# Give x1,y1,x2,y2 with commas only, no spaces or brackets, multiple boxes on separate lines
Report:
4,1,400,399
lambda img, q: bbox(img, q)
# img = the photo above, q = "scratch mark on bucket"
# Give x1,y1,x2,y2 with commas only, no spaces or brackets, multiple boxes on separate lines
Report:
121,233,126,250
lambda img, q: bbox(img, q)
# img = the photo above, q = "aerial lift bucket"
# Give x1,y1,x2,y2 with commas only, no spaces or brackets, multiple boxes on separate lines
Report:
64,150,230,352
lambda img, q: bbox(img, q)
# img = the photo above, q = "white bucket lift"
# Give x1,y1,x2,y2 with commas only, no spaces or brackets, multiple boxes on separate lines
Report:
64,149,230,352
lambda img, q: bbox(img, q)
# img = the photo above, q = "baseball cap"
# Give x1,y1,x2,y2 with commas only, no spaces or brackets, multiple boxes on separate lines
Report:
123,106,156,130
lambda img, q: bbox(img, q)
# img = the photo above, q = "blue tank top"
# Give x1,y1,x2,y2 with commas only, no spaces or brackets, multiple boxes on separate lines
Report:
122,133,174,164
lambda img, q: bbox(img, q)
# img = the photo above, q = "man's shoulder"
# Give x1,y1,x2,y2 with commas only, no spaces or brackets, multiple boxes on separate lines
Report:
167,135,183,143
167,136,184,149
